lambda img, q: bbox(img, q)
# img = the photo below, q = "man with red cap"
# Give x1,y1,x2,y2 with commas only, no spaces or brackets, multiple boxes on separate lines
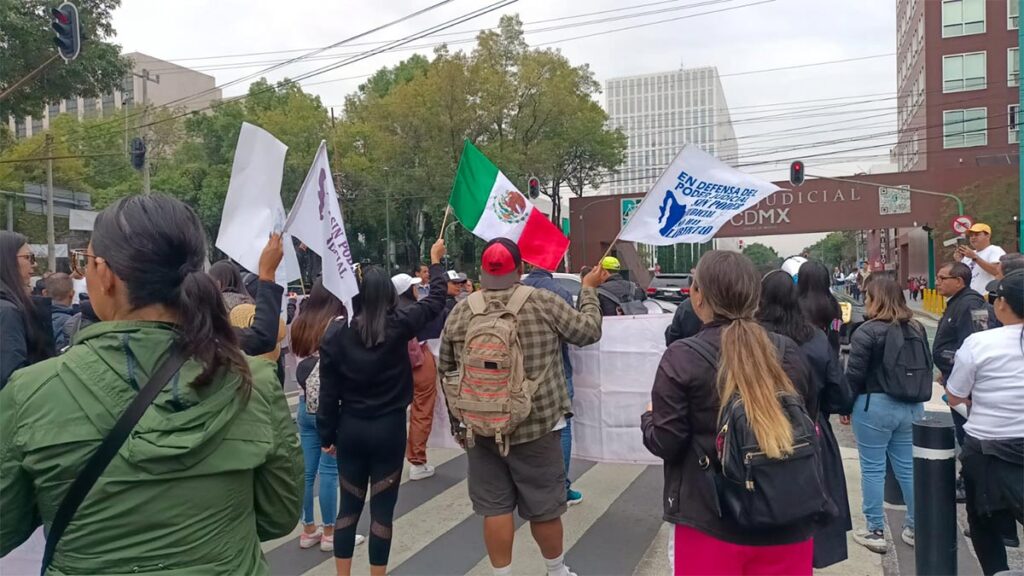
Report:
439,238,609,576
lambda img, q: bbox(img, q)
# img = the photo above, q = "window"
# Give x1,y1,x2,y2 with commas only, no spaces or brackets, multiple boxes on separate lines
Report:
943,52,986,91
943,107,988,148
64,98,77,116
1009,48,1019,86
31,117,42,135
1010,0,1019,29
48,104,60,119
15,118,26,139
942,0,985,37
1010,105,1020,144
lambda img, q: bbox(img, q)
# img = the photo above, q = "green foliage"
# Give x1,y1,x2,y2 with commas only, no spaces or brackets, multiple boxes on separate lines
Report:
743,242,781,268
804,231,858,270
0,0,131,119
938,175,1021,254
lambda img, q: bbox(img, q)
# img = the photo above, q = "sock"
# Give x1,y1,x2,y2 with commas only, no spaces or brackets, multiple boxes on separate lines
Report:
545,553,569,576
492,563,512,576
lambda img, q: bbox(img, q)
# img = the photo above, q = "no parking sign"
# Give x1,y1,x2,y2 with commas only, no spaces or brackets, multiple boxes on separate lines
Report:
951,215,974,235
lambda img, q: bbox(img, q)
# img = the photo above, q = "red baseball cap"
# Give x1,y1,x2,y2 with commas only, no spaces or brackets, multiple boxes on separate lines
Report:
480,238,522,290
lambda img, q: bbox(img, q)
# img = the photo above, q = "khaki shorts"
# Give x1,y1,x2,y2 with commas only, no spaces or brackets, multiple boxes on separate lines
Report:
466,431,567,522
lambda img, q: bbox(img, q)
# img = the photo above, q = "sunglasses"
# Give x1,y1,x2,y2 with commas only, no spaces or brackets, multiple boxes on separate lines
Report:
70,249,98,276
17,253,37,265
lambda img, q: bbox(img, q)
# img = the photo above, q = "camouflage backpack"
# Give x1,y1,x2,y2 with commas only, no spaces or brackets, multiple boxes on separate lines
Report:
444,286,538,456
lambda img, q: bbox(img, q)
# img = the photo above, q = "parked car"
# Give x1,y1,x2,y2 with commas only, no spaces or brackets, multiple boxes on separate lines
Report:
520,272,583,305
646,273,693,302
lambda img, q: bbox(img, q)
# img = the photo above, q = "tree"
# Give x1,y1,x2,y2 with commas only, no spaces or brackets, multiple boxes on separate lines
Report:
743,242,781,268
1,0,131,119
938,175,1020,254
804,231,858,270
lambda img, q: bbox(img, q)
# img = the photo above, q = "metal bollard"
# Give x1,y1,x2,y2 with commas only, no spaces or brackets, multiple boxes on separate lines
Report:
913,413,957,575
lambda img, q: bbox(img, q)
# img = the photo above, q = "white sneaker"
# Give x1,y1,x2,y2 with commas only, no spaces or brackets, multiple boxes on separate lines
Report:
355,534,366,546
299,528,322,549
322,534,365,552
409,463,435,481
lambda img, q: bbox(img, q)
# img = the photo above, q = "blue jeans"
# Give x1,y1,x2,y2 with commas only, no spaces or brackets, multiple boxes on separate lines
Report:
851,393,923,531
562,376,574,491
297,396,339,526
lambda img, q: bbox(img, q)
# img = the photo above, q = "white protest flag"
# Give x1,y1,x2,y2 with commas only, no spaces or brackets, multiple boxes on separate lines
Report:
619,145,781,245
285,141,359,313
215,122,301,286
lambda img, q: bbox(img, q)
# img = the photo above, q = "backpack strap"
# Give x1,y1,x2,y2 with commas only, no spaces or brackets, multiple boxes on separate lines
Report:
679,337,718,368
467,291,487,315
596,286,622,306
505,285,534,315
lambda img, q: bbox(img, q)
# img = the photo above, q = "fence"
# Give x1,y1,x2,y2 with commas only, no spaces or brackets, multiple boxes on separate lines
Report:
921,288,947,315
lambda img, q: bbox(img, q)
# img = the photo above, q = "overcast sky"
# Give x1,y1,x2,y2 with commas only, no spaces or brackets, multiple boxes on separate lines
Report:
111,0,897,253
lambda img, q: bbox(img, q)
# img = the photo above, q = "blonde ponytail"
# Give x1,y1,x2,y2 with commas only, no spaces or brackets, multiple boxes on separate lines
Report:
717,319,797,459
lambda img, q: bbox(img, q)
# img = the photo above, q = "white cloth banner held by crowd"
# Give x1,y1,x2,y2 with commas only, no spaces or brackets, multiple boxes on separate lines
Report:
215,122,301,286
619,144,782,245
285,141,359,315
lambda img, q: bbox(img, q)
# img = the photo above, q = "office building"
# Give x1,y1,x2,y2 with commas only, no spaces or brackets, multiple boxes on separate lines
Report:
602,66,738,196
893,0,1019,171
8,52,220,139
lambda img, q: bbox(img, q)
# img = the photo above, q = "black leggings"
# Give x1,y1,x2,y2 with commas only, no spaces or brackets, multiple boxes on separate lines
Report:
334,409,407,566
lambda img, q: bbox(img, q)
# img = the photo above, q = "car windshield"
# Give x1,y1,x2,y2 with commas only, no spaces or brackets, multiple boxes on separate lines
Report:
556,278,581,294
650,275,692,289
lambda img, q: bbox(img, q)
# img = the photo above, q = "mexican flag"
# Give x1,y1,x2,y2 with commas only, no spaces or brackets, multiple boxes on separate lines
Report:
449,140,569,271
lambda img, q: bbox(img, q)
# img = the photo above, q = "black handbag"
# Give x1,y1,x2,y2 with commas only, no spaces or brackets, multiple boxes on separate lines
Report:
40,346,186,575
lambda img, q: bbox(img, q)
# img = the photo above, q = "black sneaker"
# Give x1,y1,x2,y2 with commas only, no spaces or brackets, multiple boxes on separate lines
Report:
853,529,888,554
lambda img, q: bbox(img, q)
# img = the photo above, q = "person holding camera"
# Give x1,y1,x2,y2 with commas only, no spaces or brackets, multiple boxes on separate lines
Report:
956,223,1005,295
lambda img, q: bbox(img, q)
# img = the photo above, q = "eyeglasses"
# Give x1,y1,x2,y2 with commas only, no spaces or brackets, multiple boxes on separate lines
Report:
70,249,98,276
17,253,37,265
936,275,954,281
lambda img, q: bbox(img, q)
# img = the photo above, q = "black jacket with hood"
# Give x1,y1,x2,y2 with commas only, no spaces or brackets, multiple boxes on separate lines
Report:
931,287,997,379
0,286,55,388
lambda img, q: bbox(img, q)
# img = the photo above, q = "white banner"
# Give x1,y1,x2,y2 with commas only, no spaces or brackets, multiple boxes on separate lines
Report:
619,144,781,245
215,122,301,287
427,315,671,464
68,209,97,231
285,141,359,314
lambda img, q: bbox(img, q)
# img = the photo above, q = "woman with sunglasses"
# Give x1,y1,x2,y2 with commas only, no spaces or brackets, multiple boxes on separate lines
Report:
0,231,55,388
0,195,303,574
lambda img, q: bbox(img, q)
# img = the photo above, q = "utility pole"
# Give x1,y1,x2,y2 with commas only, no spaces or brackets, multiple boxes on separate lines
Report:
45,133,56,272
384,167,392,271
135,69,159,194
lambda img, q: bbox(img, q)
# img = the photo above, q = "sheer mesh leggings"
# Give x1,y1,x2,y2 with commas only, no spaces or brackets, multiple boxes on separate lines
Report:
333,410,408,566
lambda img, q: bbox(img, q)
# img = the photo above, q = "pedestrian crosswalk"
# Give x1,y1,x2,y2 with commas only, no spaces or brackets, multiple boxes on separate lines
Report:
261,447,672,576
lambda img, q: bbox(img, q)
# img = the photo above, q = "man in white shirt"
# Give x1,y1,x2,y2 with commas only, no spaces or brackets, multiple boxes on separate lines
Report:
956,223,1005,294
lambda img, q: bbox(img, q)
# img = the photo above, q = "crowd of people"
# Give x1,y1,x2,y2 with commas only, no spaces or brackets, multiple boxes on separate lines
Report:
0,196,1021,576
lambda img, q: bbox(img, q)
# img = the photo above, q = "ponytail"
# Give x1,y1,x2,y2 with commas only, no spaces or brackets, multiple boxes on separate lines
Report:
718,319,796,459
178,270,253,397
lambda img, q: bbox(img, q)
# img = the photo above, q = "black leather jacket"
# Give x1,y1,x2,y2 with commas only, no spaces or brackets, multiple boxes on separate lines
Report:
931,288,996,379
845,318,929,397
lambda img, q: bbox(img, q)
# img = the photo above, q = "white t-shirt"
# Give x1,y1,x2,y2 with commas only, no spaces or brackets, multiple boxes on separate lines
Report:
962,244,1006,294
72,277,88,305
945,324,1024,440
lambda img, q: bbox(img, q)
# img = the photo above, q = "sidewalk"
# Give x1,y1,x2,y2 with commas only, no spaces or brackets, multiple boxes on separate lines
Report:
906,293,942,322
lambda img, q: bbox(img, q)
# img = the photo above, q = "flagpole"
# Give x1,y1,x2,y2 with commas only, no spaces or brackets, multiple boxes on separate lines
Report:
438,205,452,240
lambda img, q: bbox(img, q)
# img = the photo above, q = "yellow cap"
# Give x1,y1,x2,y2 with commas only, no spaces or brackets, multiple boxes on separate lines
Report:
600,256,622,271
968,223,991,235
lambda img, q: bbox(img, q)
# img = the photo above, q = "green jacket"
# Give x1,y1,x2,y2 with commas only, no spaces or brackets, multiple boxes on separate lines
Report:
0,321,303,575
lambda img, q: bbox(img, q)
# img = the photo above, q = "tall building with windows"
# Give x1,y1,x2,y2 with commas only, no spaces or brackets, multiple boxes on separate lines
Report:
7,52,220,139
602,66,738,196
893,0,1019,171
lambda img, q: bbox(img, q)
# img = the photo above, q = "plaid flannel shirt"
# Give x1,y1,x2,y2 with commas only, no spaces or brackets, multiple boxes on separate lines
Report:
438,284,603,446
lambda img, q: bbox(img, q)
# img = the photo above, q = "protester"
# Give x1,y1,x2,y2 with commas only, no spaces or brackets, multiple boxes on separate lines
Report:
61,297,99,350
642,251,819,575
0,194,302,574
855,263,871,302
439,238,607,576
45,273,76,350
597,256,647,316
664,297,702,346
907,276,919,301
947,270,1024,576
798,261,843,353
758,270,853,569
290,279,366,552
833,266,845,287
70,269,88,306
957,223,1006,295
392,272,439,481
523,264,584,506
318,239,448,576
209,242,287,364
932,262,998,500
998,252,1024,277
0,231,54,389
412,263,431,299
845,277,930,552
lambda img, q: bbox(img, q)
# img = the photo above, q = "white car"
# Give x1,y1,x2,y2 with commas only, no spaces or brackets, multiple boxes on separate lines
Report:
519,273,675,314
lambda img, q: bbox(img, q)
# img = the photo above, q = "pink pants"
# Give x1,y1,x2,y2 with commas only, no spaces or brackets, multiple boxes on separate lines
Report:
673,525,812,576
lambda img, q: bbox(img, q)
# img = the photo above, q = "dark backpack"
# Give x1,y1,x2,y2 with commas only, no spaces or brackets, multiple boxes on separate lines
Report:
872,321,933,403
682,335,835,530
597,284,648,315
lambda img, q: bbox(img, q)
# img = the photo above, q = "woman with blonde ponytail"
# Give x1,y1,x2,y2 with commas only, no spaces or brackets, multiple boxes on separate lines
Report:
642,251,819,576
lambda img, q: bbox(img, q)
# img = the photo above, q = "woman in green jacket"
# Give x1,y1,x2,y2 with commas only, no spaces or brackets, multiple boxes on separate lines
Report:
0,194,303,575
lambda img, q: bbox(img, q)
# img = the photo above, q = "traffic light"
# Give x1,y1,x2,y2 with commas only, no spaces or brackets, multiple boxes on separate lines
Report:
130,137,146,170
51,2,81,62
789,160,805,187
527,176,540,199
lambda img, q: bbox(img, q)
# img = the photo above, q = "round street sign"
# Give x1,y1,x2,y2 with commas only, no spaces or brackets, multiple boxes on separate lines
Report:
951,215,974,235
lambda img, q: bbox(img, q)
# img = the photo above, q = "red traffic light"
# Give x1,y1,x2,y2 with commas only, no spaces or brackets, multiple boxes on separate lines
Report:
789,160,805,186
51,8,69,24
